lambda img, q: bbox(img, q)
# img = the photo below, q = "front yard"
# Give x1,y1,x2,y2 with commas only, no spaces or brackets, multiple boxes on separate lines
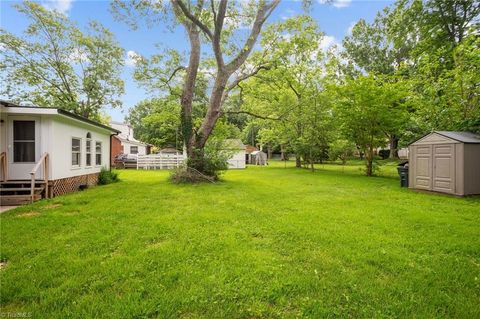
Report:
1,162,479,318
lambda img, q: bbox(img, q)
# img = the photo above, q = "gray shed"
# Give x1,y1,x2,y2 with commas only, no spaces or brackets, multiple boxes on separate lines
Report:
408,131,480,196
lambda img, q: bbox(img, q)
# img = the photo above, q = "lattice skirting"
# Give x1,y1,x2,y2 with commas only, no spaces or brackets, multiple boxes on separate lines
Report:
51,173,99,197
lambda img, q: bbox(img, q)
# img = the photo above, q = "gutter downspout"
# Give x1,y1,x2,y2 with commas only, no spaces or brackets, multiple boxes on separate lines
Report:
110,133,118,172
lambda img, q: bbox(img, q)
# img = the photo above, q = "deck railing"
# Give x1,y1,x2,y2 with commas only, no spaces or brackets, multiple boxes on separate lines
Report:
30,152,49,202
0,152,6,182
137,154,186,170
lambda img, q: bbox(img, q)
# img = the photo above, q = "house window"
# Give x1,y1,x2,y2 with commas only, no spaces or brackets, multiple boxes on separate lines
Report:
86,133,92,166
13,120,35,162
95,141,102,165
72,138,81,166
130,146,138,154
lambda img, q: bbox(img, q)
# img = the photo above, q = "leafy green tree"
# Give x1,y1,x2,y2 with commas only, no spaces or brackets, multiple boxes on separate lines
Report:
126,97,182,148
334,75,409,176
0,1,124,120
239,16,335,169
389,0,480,135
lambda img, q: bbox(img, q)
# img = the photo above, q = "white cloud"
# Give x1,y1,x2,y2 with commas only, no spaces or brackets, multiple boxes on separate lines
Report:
125,50,141,67
318,0,352,9
319,35,337,50
347,21,356,34
42,0,74,14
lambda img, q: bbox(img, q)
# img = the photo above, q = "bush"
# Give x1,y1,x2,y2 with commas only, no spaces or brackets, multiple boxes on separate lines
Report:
98,168,119,185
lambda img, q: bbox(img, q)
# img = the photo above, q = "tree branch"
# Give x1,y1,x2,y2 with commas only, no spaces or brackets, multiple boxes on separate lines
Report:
221,110,282,120
225,0,280,73
172,0,213,40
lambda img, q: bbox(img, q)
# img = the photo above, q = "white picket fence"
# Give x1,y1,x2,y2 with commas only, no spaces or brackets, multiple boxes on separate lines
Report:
137,154,186,170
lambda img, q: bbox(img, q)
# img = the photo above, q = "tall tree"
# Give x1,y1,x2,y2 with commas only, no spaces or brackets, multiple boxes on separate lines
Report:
342,8,413,158
334,75,409,176
0,1,125,120
239,16,334,169
113,0,280,177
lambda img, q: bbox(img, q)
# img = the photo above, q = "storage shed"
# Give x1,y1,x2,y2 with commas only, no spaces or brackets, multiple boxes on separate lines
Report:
223,139,246,169
408,131,480,196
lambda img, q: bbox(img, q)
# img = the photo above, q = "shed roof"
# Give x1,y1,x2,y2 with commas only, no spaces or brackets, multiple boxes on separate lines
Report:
223,139,246,150
434,131,480,144
410,131,480,145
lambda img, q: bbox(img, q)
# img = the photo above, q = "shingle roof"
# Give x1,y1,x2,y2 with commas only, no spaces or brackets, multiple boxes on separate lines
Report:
435,131,480,144
223,139,245,150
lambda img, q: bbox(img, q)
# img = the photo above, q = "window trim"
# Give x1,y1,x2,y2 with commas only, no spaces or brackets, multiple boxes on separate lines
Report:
95,141,102,167
130,145,138,154
12,120,36,164
71,137,82,169
86,135,92,167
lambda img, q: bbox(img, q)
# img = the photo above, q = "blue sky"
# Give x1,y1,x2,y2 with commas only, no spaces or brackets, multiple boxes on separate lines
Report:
1,0,394,121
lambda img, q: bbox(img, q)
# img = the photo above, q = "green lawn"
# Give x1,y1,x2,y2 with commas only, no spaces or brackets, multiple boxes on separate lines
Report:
1,161,479,318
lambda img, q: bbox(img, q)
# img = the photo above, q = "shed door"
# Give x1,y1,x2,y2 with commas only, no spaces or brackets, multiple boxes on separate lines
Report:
432,144,455,194
414,145,432,190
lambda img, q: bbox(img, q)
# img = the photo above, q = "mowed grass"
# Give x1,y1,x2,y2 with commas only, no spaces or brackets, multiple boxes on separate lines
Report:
1,161,479,318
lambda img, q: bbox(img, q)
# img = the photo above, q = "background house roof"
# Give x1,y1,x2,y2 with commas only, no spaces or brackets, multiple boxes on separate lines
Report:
223,139,246,150
245,145,258,154
109,121,150,146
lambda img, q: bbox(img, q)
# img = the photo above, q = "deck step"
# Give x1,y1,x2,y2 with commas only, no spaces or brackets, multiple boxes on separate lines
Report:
0,187,45,192
0,180,46,185
0,194,42,206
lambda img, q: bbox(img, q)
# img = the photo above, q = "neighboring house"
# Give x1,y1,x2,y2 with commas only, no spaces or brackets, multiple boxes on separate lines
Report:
109,122,150,161
223,139,246,169
0,100,120,205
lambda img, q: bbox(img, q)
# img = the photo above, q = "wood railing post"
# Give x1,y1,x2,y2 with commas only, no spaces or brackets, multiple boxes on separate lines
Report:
0,152,7,182
30,152,49,202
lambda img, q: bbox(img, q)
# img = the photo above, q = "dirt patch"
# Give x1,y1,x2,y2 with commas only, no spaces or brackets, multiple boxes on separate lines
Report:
16,211,40,218
63,210,80,216
42,203,62,210
147,239,170,249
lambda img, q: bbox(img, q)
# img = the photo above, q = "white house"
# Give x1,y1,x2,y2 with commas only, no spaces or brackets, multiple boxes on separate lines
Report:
0,101,119,205
223,139,246,169
109,122,150,158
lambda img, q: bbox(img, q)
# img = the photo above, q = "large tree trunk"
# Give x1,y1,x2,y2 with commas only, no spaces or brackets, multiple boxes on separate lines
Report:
196,73,230,148
388,135,399,159
181,25,201,159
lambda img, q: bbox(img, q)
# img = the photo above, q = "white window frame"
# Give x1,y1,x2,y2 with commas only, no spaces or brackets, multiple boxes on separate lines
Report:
71,137,82,169
95,141,102,166
86,138,92,167
130,145,138,154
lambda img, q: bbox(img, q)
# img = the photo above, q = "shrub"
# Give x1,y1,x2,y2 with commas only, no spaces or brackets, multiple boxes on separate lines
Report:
98,168,119,185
